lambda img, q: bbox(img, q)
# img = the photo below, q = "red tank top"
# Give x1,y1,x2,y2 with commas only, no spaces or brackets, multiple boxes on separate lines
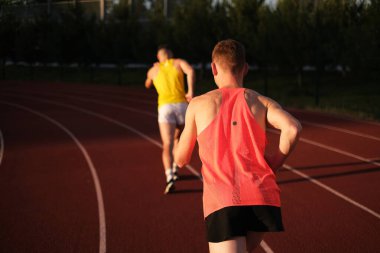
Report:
197,88,280,218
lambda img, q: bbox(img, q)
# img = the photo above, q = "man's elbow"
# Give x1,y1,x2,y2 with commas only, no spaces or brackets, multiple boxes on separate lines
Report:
187,68,195,78
174,153,189,168
289,120,302,139
176,160,186,168
175,157,188,168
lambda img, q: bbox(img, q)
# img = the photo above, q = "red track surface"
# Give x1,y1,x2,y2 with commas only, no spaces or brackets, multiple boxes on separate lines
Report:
1,81,379,253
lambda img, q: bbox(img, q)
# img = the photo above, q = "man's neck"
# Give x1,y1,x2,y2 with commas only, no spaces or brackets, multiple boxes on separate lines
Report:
216,73,244,89
159,58,169,63
218,83,242,89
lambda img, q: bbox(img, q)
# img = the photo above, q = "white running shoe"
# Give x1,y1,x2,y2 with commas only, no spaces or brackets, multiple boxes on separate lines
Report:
164,179,175,194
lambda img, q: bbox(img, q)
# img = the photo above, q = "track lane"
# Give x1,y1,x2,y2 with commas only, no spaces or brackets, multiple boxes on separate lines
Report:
2,82,380,252
3,90,380,252
38,91,380,253
0,93,274,253
0,102,101,253
4,87,380,162
289,108,380,137
0,95,209,252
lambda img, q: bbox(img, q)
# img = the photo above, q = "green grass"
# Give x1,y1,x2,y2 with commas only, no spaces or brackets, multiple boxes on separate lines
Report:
1,65,379,121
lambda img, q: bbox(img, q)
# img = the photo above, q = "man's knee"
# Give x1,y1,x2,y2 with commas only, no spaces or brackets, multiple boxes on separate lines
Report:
162,142,172,152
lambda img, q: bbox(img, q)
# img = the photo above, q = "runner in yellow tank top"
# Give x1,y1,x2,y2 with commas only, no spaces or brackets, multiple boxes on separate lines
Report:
145,45,195,194
153,59,187,107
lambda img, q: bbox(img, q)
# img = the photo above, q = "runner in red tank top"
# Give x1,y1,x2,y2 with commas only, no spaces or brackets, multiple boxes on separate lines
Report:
175,40,302,253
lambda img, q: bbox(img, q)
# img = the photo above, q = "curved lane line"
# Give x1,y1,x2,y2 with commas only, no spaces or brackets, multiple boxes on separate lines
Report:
266,129,380,168
1,94,201,180
288,108,380,127
0,101,107,253
283,164,380,219
298,136,380,167
260,240,274,253
53,94,157,117
301,121,380,141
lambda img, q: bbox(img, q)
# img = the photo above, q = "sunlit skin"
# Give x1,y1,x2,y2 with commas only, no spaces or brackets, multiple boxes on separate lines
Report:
174,56,302,253
145,48,195,172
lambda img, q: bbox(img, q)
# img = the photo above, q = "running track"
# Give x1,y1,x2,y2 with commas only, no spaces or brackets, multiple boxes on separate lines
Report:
0,81,379,253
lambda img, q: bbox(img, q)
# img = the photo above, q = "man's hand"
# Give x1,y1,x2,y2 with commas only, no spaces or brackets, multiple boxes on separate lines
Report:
145,64,158,89
185,92,193,102
264,152,286,173
264,97,302,172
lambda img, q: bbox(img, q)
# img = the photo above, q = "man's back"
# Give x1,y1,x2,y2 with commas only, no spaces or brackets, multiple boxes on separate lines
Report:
145,57,195,104
193,88,269,136
151,59,186,107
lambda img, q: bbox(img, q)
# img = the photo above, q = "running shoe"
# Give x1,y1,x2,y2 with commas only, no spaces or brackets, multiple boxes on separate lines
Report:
164,179,175,194
172,165,179,181
173,171,179,181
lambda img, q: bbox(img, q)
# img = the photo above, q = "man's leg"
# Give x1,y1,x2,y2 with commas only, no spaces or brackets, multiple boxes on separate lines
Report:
209,237,247,253
246,232,265,253
172,125,184,180
159,122,176,193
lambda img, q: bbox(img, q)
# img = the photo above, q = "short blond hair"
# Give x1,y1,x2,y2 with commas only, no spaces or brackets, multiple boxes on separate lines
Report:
212,39,246,74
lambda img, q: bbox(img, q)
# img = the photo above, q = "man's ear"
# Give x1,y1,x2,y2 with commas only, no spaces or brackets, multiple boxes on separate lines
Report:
243,63,249,76
211,62,218,76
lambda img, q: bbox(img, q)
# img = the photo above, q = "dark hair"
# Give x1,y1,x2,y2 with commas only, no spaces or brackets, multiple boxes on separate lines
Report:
158,44,171,51
157,44,173,58
212,39,246,74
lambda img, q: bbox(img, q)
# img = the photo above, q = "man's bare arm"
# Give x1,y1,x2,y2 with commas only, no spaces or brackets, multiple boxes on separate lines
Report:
174,100,197,167
178,59,195,101
265,98,302,172
145,67,155,89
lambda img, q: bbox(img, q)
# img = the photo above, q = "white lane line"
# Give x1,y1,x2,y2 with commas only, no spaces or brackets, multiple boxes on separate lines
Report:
0,101,107,253
368,157,380,162
64,90,157,106
267,129,380,168
1,89,157,117
53,93,157,117
260,240,274,253
0,129,4,167
302,121,380,141
299,137,380,167
289,108,380,127
269,130,380,219
283,164,380,219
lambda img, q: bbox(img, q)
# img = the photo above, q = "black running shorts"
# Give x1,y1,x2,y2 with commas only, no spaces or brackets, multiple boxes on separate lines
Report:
205,205,284,243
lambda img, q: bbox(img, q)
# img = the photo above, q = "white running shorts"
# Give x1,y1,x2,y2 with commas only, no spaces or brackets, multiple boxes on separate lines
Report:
158,102,188,125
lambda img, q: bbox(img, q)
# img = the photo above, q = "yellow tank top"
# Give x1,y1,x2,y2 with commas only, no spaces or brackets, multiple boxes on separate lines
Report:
153,59,187,107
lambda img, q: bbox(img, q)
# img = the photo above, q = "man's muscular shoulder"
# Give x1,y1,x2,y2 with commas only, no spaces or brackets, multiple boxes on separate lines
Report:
148,62,159,79
190,90,220,111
